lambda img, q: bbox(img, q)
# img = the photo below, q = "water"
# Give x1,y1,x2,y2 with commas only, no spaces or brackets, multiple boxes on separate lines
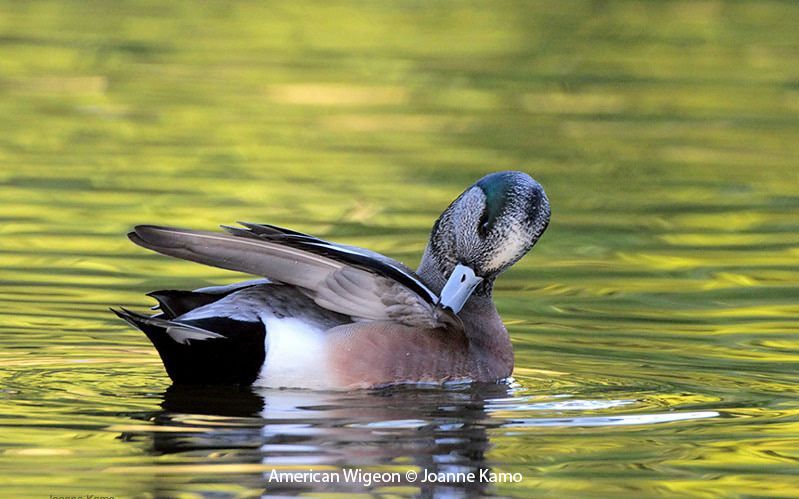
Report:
1,1,798,497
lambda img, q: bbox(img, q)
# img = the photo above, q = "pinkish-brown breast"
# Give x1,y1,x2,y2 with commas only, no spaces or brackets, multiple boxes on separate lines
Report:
324,321,471,388
324,313,513,389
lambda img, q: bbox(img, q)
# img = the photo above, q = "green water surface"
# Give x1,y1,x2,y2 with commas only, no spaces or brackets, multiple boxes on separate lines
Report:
1,1,798,497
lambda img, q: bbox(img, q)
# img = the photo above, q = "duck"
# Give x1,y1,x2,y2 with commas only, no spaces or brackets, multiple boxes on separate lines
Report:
114,171,550,390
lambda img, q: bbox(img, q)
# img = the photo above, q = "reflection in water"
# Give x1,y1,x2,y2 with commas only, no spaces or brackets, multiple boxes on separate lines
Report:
118,384,720,496
128,384,509,496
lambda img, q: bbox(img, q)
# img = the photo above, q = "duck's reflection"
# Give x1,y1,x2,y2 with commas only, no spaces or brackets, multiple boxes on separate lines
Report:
132,383,512,496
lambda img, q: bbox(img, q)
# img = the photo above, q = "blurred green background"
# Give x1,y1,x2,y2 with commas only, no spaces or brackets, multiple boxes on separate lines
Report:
1,1,798,497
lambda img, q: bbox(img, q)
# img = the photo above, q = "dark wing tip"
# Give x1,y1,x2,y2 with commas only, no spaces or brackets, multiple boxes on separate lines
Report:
109,306,126,319
132,224,172,236
237,221,279,233
128,225,162,246
221,224,261,239
110,306,143,328
127,230,146,247
128,225,193,250
237,221,318,239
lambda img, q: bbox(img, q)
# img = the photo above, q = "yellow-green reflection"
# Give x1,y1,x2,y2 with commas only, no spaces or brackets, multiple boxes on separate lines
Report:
1,0,798,497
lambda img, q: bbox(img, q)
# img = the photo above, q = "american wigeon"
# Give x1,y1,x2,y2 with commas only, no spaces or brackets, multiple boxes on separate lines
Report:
114,171,550,389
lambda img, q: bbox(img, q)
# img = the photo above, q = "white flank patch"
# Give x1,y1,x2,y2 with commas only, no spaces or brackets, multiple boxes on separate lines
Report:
254,316,332,389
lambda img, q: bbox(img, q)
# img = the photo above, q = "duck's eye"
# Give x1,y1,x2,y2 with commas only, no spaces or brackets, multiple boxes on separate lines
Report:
477,202,495,238
478,220,490,238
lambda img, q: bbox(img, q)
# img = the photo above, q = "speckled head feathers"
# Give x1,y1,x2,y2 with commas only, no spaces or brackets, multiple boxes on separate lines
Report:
426,171,550,290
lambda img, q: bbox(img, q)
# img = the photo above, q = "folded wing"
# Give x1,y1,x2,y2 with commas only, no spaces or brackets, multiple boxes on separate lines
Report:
129,224,456,329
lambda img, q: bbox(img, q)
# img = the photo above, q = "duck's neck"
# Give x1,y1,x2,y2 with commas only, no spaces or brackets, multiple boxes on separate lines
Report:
415,246,449,296
416,246,496,297
417,247,514,377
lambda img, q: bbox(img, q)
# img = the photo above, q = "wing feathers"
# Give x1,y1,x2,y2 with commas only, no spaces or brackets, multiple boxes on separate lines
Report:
131,225,339,290
114,307,225,344
129,224,449,329
315,267,388,320
224,223,437,304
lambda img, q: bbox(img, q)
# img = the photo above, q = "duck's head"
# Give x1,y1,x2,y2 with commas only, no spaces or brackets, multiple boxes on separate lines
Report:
422,171,550,312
